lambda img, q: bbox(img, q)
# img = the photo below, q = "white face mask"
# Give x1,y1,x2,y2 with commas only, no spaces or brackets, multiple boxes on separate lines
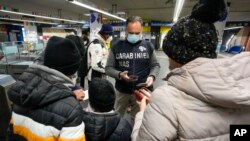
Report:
71,73,78,85
107,36,113,42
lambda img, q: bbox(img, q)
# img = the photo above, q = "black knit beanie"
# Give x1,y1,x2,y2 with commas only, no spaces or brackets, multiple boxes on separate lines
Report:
163,16,218,65
44,36,81,76
65,35,85,57
89,78,116,112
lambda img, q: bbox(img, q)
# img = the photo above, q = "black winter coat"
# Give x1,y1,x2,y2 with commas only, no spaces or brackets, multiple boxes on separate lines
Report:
82,111,132,141
7,64,85,141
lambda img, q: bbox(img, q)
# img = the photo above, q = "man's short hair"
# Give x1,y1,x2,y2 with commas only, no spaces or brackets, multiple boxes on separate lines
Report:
126,16,143,26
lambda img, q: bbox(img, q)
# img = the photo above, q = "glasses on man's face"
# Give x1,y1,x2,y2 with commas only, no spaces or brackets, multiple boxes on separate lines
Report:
128,32,141,35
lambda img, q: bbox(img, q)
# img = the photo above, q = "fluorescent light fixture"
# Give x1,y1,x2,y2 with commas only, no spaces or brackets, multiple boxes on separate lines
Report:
0,9,85,24
0,17,58,25
68,0,126,22
224,26,244,31
84,13,91,17
226,34,235,48
116,11,126,15
173,0,185,23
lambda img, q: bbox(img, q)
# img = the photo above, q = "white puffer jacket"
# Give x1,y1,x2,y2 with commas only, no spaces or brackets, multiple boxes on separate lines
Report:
132,52,250,141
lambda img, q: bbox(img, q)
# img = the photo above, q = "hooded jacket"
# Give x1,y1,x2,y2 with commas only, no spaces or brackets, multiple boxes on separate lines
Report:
7,64,86,141
82,111,132,141
132,52,250,141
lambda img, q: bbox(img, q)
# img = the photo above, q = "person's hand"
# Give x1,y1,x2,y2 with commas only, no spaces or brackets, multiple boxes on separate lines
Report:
136,88,151,112
145,76,154,87
139,88,151,98
137,96,149,112
73,89,85,101
119,71,130,82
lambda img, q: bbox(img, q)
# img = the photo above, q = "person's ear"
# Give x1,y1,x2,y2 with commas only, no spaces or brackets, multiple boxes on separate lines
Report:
105,35,109,40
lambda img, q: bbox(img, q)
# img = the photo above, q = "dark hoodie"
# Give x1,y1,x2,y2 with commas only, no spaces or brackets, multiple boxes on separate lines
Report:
82,111,132,141
7,64,85,141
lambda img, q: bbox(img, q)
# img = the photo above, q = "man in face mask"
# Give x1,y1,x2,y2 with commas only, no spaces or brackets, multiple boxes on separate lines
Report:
105,16,160,124
87,24,113,83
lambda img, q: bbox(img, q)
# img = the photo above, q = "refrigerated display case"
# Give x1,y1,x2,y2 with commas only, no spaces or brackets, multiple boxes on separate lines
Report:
0,42,40,79
0,43,20,74
19,42,44,61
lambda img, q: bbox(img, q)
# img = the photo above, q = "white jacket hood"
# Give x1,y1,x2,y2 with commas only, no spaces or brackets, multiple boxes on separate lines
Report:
167,52,250,108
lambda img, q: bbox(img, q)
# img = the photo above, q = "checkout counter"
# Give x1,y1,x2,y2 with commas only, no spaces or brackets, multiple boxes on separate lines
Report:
0,74,15,139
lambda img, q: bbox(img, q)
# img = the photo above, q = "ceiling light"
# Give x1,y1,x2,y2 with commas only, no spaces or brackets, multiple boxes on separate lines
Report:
84,13,91,17
224,26,244,31
0,9,85,24
0,17,58,25
226,34,235,47
67,0,126,22
173,0,185,23
116,12,126,15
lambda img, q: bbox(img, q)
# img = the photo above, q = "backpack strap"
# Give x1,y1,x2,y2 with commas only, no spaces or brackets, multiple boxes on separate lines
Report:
92,39,105,48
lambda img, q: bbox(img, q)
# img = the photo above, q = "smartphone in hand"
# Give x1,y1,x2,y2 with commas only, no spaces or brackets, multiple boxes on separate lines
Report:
136,83,147,89
129,75,138,82
134,89,150,103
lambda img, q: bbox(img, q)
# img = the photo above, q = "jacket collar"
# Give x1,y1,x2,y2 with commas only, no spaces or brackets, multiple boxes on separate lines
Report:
85,103,115,114
30,64,74,88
